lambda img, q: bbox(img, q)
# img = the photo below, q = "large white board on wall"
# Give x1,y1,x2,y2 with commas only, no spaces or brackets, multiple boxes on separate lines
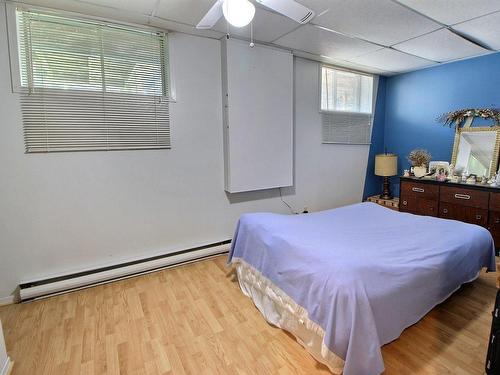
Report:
222,38,293,193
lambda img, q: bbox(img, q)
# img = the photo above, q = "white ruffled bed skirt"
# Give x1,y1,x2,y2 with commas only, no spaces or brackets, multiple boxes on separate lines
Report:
234,259,345,374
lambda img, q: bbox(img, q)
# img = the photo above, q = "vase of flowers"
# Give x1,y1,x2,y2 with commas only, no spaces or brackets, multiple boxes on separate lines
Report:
408,149,431,177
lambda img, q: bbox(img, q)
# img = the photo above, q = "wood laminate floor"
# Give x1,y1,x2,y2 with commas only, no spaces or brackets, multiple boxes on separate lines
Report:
0,255,496,374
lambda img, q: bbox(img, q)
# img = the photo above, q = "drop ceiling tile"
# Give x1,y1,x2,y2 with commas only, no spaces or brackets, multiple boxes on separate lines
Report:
348,48,435,73
293,50,395,75
212,7,300,43
453,11,500,50
155,0,217,26
286,1,329,17
274,24,382,60
148,18,225,39
396,0,500,26
299,0,440,46
77,0,158,15
28,0,152,25
394,28,488,62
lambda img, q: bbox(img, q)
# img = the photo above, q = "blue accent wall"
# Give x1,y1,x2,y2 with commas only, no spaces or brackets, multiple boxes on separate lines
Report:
363,52,500,198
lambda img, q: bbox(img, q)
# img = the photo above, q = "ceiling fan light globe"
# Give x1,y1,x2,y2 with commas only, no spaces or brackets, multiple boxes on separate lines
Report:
222,0,256,28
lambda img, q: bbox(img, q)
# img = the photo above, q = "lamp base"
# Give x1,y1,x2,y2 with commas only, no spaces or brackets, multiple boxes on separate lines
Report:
379,176,393,200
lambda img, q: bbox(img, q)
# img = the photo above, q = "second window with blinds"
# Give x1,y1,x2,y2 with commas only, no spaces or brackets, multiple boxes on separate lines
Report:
320,65,374,145
10,6,170,153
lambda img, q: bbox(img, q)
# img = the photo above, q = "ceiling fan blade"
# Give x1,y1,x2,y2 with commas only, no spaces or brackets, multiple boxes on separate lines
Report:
255,0,315,24
196,0,224,29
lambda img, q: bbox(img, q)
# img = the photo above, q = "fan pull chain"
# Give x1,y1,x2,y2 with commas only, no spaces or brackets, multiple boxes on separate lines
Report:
249,22,254,47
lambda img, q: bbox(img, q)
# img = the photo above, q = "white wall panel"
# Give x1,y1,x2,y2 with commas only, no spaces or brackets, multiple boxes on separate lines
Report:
222,38,293,192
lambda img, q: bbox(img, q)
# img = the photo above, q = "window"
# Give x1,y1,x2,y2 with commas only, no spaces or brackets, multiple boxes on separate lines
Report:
12,7,170,152
321,66,373,113
320,65,375,144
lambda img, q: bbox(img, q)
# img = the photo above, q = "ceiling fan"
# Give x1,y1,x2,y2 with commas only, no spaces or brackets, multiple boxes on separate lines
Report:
196,0,315,29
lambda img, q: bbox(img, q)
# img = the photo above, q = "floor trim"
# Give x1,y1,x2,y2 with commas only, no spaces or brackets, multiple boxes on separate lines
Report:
20,241,231,302
20,240,231,288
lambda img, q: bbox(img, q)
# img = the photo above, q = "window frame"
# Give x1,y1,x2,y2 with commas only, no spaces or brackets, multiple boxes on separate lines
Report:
318,64,375,115
8,3,176,153
5,2,176,102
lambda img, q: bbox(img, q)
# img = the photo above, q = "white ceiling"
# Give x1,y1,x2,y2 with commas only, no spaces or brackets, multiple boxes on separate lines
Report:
453,11,500,51
274,24,382,61
396,0,500,26
393,28,488,63
349,48,434,72
16,0,500,76
299,0,441,46
212,7,299,43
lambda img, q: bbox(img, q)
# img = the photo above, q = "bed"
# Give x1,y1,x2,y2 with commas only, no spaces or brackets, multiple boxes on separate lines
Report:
227,202,496,375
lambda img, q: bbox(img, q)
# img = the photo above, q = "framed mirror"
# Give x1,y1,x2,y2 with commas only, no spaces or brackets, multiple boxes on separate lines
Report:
451,126,500,178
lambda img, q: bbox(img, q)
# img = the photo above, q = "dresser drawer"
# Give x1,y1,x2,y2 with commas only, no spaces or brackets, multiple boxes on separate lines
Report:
490,192,500,211
439,186,489,209
489,211,500,247
400,181,439,200
490,211,500,226
439,202,488,227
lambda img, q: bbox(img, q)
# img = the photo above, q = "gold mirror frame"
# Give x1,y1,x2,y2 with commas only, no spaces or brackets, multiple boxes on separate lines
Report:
451,126,500,178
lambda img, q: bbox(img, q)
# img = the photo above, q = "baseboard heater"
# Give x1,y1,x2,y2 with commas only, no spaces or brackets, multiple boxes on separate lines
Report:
19,240,231,302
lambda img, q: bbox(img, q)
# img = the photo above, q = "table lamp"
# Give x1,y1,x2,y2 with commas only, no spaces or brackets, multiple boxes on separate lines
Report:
375,153,398,200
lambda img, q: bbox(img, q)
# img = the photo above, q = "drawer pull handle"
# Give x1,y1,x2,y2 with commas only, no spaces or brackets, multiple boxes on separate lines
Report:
412,187,425,193
476,215,482,220
402,200,407,206
495,218,500,224
454,193,471,200
443,208,448,214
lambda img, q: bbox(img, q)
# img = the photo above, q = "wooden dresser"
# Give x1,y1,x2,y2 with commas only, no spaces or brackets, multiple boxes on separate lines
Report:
399,177,500,248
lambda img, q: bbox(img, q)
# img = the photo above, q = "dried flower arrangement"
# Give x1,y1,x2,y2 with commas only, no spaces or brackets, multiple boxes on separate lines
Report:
407,149,431,167
437,108,500,128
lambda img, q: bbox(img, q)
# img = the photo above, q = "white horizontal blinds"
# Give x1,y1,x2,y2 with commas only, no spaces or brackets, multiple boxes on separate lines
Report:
17,9,170,152
321,66,374,145
322,112,372,144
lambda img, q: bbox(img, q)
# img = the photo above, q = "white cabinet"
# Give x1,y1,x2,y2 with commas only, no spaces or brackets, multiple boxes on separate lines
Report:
222,38,293,193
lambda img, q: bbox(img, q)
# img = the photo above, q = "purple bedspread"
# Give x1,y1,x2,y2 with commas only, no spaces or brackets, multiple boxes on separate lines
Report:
228,202,496,375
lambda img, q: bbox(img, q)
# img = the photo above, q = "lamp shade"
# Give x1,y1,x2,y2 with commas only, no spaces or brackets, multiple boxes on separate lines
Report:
375,154,398,176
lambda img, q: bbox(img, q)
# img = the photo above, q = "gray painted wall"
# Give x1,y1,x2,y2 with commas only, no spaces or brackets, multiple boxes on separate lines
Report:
0,6,370,298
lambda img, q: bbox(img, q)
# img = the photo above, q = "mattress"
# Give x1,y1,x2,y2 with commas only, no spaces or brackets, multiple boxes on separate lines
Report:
228,202,496,375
